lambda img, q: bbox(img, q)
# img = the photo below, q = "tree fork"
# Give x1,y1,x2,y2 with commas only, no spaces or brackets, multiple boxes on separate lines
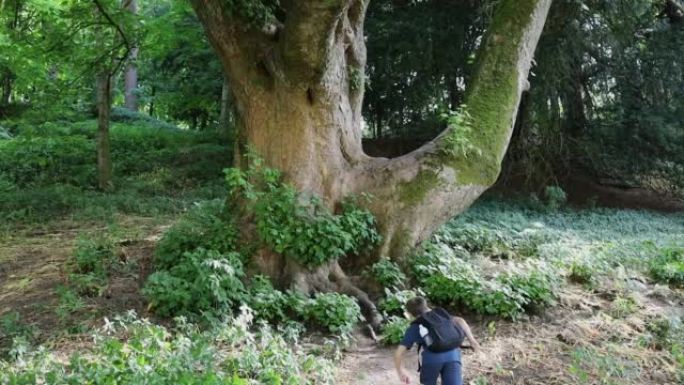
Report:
190,0,552,302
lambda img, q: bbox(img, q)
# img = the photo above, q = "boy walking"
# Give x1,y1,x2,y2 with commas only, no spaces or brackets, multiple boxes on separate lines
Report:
393,297,481,385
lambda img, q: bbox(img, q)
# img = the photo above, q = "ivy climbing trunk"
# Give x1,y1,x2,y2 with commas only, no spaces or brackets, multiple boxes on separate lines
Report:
190,0,552,302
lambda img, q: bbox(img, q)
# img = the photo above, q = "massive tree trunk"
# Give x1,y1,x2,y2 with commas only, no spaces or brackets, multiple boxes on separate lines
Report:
190,0,552,292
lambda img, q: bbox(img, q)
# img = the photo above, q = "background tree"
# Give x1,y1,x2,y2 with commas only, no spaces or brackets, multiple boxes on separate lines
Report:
363,0,495,142
123,0,138,111
138,0,224,129
503,0,684,198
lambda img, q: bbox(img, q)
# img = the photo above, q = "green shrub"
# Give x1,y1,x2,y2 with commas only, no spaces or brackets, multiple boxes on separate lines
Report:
225,154,380,268
154,200,240,268
65,234,116,296
0,120,230,190
368,259,407,288
110,107,178,130
543,185,567,211
568,261,594,285
443,224,506,254
143,248,246,318
415,246,558,319
0,312,36,359
649,246,684,287
499,272,557,312
645,316,684,351
248,275,290,323
54,286,86,323
304,292,361,334
0,311,337,385
0,173,16,193
380,316,411,345
378,288,424,316
0,135,95,187
609,296,638,318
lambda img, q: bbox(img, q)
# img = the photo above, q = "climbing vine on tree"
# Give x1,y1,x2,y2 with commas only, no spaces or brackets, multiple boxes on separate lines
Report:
225,153,381,268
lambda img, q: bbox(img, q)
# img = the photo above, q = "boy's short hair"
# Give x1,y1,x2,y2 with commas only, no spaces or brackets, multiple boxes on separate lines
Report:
405,296,429,317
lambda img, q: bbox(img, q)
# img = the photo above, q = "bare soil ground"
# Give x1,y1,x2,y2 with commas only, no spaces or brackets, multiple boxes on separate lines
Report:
0,216,164,348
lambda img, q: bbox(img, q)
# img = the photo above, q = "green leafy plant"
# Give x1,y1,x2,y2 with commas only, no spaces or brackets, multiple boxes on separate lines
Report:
225,153,381,268
609,295,638,318
143,248,246,318
0,310,337,385
439,105,481,159
67,234,116,296
543,185,567,211
55,286,86,323
569,261,594,286
0,312,36,359
380,316,411,345
649,246,684,287
368,259,407,288
414,245,557,319
248,275,290,323
378,288,424,316
154,200,240,269
304,292,361,334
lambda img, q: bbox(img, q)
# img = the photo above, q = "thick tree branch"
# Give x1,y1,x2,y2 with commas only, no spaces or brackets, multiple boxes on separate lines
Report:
359,0,553,258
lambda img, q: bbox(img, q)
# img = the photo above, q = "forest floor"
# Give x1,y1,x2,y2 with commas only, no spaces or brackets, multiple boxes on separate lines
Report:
338,283,683,385
1,203,683,384
0,216,166,341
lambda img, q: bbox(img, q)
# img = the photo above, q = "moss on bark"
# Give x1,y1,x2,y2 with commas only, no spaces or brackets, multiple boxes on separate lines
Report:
398,170,442,205
436,0,541,186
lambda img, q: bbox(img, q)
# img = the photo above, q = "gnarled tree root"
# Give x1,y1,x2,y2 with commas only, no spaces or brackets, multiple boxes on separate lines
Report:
287,260,384,334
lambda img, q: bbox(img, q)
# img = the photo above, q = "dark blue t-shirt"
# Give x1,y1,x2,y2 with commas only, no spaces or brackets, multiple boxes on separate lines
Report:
400,323,461,364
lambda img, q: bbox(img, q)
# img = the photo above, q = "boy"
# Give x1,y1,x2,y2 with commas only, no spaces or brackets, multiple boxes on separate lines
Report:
393,297,481,385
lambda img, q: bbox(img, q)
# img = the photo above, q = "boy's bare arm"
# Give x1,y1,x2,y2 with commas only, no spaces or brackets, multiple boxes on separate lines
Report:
454,316,482,351
394,345,411,384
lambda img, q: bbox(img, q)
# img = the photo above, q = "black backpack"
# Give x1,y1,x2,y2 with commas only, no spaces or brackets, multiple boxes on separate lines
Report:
412,308,465,353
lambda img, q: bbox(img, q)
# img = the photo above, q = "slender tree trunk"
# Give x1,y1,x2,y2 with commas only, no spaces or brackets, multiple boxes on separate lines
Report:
96,72,113,191
123,0,138,111
190,0,552,294
219,76,232,137
124,49,138,111
562,64,587,135
1,71,11,106
149,85,155,116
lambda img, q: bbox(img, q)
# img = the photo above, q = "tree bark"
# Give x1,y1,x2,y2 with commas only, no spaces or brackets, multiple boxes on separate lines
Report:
190,0,552,289
96,72,113,191
123,0,138,111
219,76,232,137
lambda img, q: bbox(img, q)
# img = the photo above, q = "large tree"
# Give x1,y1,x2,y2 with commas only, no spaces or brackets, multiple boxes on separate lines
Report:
189,0,552,298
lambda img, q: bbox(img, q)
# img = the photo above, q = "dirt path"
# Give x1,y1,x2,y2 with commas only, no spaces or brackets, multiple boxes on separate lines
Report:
337,344,488,385
337,284,684,385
